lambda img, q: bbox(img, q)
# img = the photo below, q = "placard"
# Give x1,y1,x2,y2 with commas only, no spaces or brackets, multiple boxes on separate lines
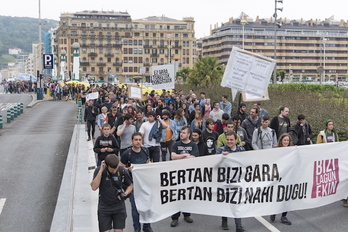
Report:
221,47,275,97
151,64,175,90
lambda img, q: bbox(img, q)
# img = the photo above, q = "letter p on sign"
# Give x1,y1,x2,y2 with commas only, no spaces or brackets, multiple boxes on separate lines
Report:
43,54,54,69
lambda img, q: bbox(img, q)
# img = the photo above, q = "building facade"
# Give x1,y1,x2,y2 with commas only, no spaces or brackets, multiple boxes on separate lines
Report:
202,15,348,81
55,11,196,83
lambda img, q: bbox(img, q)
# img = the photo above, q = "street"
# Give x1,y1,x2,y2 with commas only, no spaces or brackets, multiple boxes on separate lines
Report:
0,95,77,231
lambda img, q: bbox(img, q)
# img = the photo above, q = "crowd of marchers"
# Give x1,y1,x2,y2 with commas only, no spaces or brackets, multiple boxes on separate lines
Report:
86,84,343,232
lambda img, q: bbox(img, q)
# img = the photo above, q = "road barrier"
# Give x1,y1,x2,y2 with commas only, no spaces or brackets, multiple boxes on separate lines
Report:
77,99,83,124
7,110,11,123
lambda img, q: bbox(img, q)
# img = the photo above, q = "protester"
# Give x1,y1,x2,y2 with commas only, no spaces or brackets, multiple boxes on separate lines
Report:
120,132,153,232
316,119,339,144
84,99,98,141
270,133,293,225
216,131,246,232
91,154,133,232
252,115,277,150
93,123,120,166
170,126,199,227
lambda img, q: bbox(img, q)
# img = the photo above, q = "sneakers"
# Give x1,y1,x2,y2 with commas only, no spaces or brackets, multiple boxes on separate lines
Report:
342,199,348,207
280,216,292,225
170,219,178,227
87,137,91,141
270,215,276,222
134,229,140,232
143,226,153,232
221,221,229,230
184,216,193,223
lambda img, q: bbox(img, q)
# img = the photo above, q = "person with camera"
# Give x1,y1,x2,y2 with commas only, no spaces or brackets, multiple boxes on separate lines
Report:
91,154,133,232
120,132,153,232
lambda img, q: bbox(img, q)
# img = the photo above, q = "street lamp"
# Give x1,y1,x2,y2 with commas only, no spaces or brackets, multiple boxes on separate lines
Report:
72,42,81,81
167,34,172,64
241,19,247,49
322,37,327,83
273,0,283,88
37,0,43,100
60,49,66,81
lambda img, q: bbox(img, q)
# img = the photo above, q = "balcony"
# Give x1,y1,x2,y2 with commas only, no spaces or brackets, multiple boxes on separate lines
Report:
158,45,166,48
89,43,96,46
97,62,106,66
144,45,152,48
81,43,88,47
113,44,122,48
80,62,90,66
105,44,112,48
105,53,114,57
173,45,182,49
144,62,151,66
113,62,122,66
165,54,174,57
98,71,105,75
151,53,159,57
88,52,97,56
97,44,104,47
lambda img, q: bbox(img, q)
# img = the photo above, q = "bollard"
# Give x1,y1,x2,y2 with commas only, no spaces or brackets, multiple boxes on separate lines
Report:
13,106,18,118
78,99,82,107
20,103,24,113
17,104,22,115
0,115,2,129
7,110,11,123
10,108,14,121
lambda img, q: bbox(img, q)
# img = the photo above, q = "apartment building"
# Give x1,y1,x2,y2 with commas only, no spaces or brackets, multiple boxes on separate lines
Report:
203,15,348,81
55,10,196,82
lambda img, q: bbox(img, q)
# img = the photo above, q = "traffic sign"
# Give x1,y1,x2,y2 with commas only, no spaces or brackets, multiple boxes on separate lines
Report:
43,54,54,69
317,66,324,74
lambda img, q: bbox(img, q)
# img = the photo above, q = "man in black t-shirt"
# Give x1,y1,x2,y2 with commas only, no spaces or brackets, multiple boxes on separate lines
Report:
170,126,199,227
203,118,219,155
91,154,133,232
120,132,152,232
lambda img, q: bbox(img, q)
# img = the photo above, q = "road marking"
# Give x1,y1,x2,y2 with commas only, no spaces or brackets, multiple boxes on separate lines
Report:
0,198,6,214
254,216,281,232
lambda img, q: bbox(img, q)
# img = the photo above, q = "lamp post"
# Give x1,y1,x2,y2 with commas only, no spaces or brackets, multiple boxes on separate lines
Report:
167,34,172,64
60,49,66,81
273,0,283,88
37,0,43,100
72,42,81,81
323,37,327,83
241,19,247,49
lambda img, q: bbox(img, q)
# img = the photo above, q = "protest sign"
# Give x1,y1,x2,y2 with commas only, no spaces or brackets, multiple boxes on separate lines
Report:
151,64,175,90
132,142,348,223
221,47,275,97
86,92,99,101
129,85,142,99
241,89,270,102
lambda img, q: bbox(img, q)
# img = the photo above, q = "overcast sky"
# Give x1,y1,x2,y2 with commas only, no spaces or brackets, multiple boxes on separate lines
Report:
1,0,347,38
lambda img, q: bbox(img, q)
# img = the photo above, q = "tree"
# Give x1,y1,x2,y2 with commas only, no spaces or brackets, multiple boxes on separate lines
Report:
176,67,191,83
187,57,225,87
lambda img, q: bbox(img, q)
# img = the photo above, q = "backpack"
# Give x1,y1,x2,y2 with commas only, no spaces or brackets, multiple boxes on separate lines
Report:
257,127,275,149
125,147,150,167
288,127,299,145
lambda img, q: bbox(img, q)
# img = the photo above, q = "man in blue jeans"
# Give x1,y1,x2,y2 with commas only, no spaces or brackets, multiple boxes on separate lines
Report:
120,132,153,232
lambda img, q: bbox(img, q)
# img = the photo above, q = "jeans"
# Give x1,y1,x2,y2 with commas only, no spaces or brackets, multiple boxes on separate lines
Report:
147,146,161,162
86,120,95,138
160,140,174,161
129,192,150,229
222,217,243,229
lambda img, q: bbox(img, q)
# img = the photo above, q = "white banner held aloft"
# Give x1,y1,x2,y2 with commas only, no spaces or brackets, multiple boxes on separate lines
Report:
129,85,142,99
221,47,275,97
86,92,99,101
151,64,175,90
132,142,348,223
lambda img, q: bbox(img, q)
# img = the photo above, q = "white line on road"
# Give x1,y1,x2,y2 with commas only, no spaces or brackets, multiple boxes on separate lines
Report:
254,216,281,232
0,198,6,214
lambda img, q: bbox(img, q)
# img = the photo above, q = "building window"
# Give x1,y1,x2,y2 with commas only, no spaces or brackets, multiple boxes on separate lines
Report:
107,58,111,63
175,34,178,37
138,40,143,46
134,32,140,36
153,40,157,45
153,33,156,37
124,67,128,72
152,58,157,63
145,33,149,37
138,48,143,54
134,40,137,45
123,40,128,45
83,67,87,71
123,48,128,54
183,33,188,38
160,49,164,54
160,33,164,37
133,48,138,54
145,49,150,54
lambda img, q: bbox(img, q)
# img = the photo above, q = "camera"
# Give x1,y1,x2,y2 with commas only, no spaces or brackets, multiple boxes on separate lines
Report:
117,189,128,201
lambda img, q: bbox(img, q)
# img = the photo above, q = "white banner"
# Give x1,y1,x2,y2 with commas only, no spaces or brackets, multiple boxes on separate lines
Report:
129,85,142,99
133,142,348,223
86,92,99,101
221,47,275,97
150,64,175,90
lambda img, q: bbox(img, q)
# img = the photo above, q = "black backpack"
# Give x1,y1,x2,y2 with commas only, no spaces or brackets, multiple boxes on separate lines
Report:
288,127,299,145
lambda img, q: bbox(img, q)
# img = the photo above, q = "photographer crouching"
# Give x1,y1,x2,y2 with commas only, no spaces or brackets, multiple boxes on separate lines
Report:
91,154,133,232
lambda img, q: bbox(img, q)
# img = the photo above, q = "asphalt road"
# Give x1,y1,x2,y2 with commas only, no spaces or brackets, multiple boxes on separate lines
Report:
0,96,77,231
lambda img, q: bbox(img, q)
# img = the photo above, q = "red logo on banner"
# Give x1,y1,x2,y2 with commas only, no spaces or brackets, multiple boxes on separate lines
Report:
311,159,339,198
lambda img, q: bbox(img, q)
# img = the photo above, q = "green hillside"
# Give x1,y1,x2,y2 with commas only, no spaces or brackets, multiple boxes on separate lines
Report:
0,15,58,69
